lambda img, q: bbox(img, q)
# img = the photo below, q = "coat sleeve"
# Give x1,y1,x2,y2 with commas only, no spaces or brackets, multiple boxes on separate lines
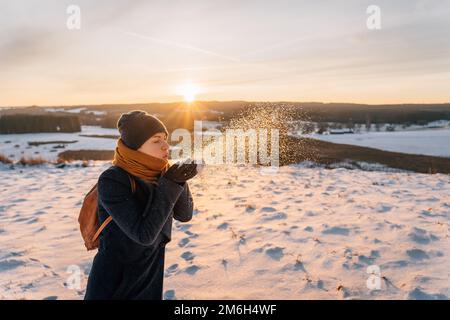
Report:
97,169,184,246
172,182,194,222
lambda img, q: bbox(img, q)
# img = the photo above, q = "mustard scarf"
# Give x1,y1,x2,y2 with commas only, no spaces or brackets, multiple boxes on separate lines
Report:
112,138,170,183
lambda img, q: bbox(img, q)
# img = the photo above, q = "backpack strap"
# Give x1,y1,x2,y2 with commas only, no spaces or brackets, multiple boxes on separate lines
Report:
92,173,136,242
93,215,113,241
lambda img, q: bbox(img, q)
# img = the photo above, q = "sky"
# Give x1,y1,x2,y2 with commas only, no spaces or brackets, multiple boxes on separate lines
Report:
1,0,450,107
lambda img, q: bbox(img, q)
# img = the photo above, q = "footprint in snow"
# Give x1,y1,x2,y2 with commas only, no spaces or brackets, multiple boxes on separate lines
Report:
177,223,192,232
260,212,287,222
408,227,439,244
217,222,229,230
260,207,276,213
181,251,195,262
0,259,26,272
406,249,430,261
178,238,190,247
165,264,179,277
406,288,447,300
185,265,200,275
321,226,350,236
375,203,393,213
164,289,176,300
265,247,284,261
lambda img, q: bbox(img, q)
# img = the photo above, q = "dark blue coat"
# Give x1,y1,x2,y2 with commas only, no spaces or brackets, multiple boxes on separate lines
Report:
84,165,193,300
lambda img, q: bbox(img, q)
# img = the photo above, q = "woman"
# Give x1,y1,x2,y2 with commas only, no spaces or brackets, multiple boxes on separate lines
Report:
85,110,197,300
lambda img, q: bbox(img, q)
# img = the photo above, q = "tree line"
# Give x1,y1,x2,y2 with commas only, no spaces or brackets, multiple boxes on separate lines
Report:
0,114,81,134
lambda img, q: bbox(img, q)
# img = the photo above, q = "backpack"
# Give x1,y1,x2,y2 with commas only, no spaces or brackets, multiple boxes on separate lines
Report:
78,172,136,251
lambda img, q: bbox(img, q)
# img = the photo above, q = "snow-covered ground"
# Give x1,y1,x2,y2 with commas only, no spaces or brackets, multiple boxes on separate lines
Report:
0,123,225,162
299,129,450,158
0,126,119,162
44,107,107,116
2,122,449,164
0,162,449,300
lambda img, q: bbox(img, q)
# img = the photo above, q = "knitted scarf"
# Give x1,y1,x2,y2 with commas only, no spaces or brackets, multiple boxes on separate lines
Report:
112,138,169,183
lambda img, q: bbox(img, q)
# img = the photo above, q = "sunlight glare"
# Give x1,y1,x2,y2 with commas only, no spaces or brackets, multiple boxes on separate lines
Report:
178,82,199,103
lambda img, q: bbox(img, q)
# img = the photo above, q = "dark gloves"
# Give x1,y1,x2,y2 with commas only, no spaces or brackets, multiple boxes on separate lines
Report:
163,160,198,184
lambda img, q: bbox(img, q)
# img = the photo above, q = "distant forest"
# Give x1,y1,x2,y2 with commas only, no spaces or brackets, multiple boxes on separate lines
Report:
292,103,450,124
0,114,81,134
97,102,450,128
1,102,449,132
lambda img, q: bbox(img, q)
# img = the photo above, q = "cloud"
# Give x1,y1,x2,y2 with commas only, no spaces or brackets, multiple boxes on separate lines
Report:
121,30,241,63
0,28,57,68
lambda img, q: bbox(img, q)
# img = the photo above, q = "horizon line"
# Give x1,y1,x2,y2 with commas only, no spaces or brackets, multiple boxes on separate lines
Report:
2,100,450,109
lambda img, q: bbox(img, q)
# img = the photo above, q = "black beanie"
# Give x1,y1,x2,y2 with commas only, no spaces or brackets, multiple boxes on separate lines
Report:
117,110,169,150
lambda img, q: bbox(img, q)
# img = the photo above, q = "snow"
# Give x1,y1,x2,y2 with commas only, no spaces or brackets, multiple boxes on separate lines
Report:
0,126,119,162
0,125,227,162
43,108,107,116
0,162,448,299
426,120,450,128
44,107,87,113
86,110,107,116
299,129,450,157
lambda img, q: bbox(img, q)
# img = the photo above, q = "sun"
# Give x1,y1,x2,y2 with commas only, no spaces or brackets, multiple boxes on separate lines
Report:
178,82,199,103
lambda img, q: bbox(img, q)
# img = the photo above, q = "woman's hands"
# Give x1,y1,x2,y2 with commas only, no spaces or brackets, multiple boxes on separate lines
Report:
163,160,198,184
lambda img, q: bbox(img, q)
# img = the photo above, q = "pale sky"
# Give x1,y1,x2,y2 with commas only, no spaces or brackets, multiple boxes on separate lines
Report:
1,0,450,106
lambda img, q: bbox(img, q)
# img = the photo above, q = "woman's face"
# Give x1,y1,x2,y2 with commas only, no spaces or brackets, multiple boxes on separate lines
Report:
137,132,170,160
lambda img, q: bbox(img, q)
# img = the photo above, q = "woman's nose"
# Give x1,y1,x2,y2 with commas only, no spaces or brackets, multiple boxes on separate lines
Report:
161,141,169,150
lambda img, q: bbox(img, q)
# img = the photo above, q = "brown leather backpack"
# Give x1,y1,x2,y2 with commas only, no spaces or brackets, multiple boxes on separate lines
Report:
78,173,136,251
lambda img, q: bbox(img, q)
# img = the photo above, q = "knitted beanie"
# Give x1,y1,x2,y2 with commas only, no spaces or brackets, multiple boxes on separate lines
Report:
117,110,168,150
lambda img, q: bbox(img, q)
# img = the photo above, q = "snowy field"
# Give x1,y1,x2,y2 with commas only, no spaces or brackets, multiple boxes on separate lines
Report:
0,126,119,162
2,124,450,164
299,129,450,158
0,162,449,300
0,124,223,162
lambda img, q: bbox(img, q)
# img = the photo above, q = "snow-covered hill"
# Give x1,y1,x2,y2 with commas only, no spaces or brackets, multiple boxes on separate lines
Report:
299,128,450,158
0,163,449,299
